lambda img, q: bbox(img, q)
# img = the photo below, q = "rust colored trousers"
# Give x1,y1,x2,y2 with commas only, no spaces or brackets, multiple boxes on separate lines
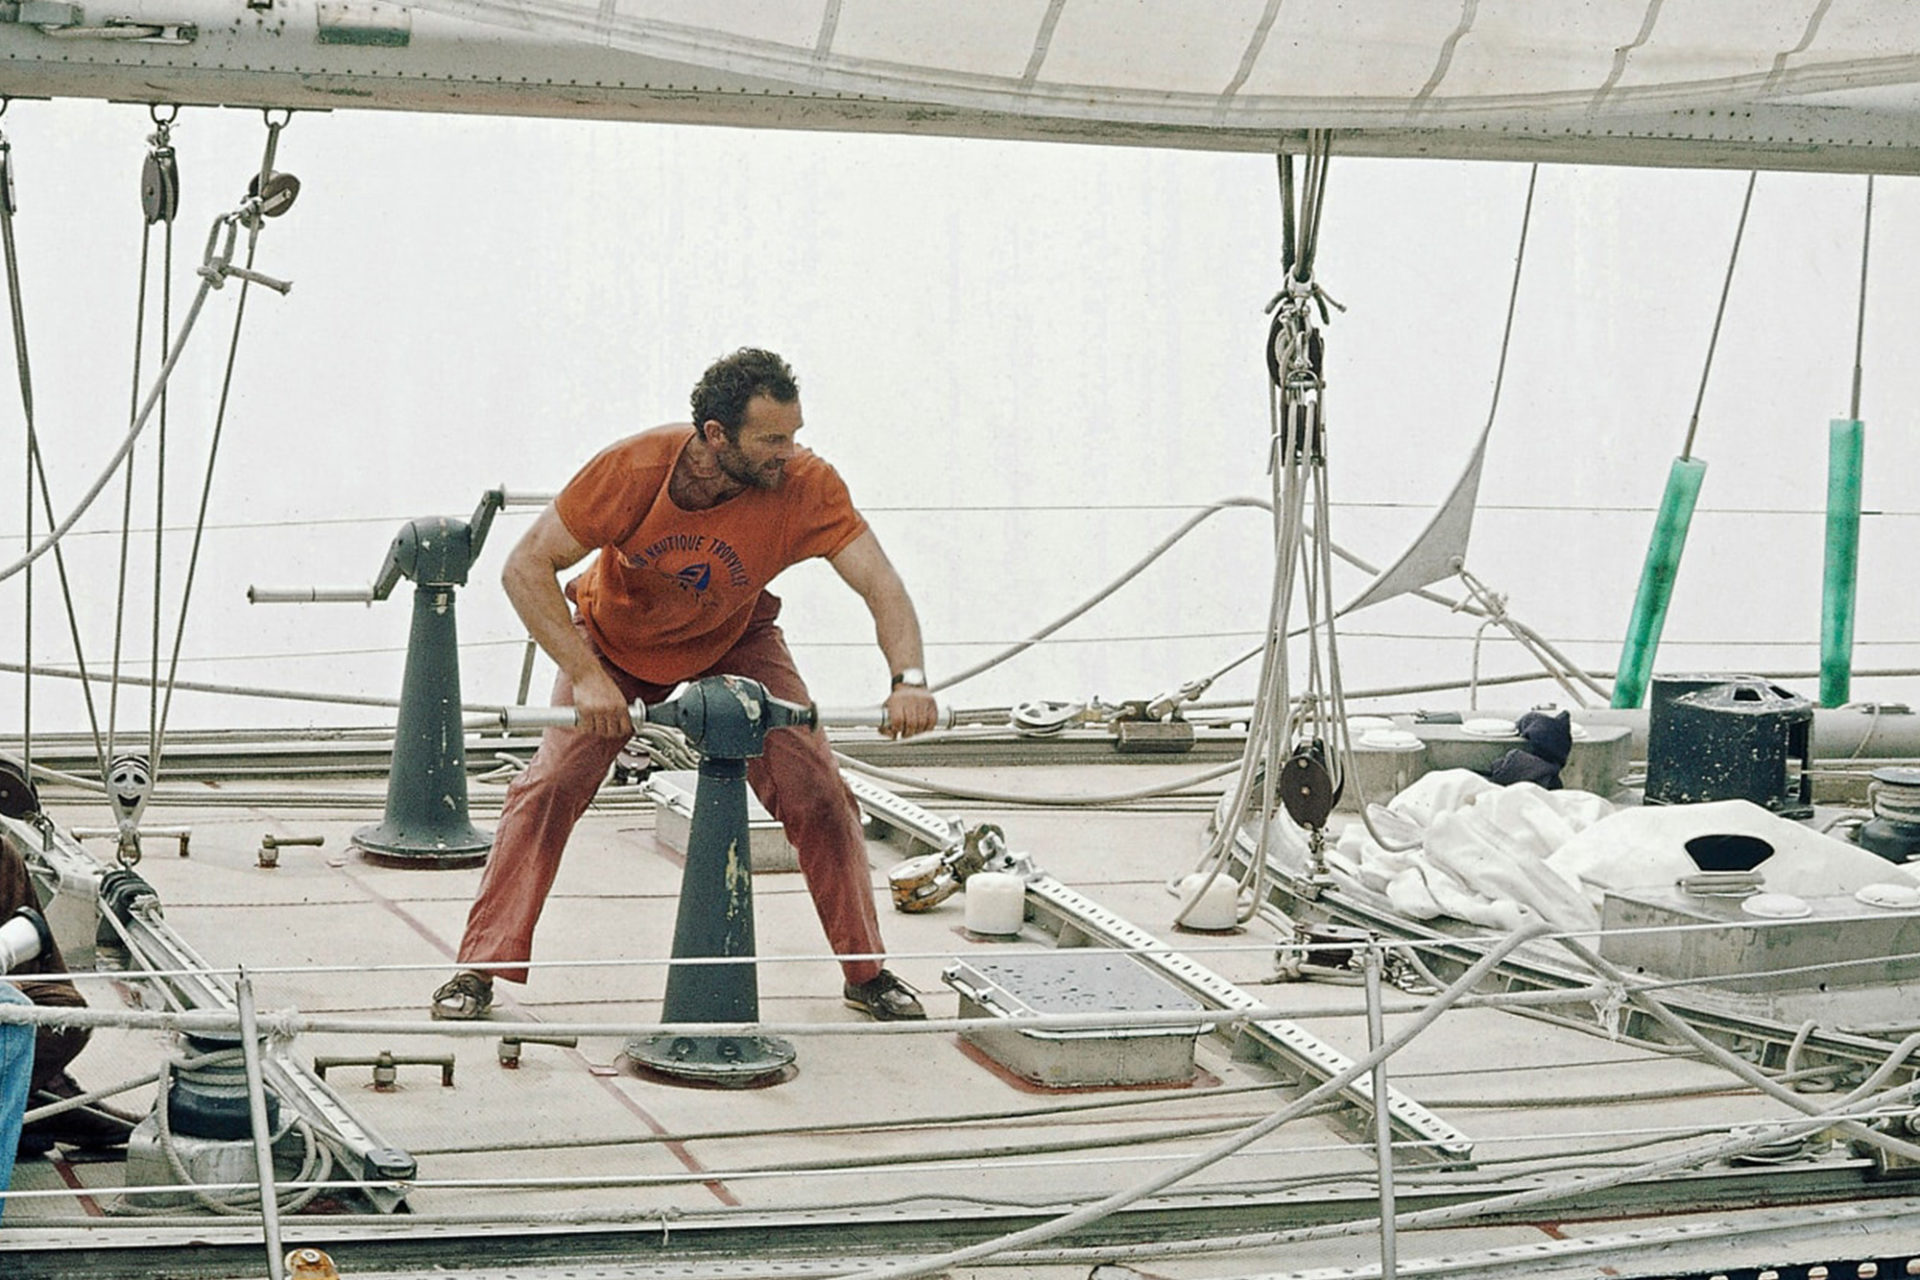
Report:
456,593,887,988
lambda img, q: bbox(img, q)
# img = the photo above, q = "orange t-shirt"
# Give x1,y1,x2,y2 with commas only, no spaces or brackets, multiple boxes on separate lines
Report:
554,425,869,681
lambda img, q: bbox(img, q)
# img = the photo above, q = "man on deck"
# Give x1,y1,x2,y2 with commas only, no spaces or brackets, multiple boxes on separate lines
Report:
432,348,938,1022
0,842,141,1164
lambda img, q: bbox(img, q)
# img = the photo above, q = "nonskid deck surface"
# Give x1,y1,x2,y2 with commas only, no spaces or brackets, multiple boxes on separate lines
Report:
6,759,1920,1278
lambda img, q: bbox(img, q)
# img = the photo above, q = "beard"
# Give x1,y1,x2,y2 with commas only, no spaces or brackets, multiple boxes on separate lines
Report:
715,441,785,491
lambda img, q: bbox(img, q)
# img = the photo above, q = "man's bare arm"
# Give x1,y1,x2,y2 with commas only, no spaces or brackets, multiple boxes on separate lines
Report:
502,506,632,737
830,530,937,739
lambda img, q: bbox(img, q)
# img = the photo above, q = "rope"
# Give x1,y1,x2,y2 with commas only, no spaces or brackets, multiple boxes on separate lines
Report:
1174,135,1344,928
834,750,1238,808
1228,139,1341,918
834,921,1548,1280
1456,565,1593,707
1680,170,1757,460
1557,934,1920,1166
929,496,1272,693
0,214,270,587
107,1047,334,1218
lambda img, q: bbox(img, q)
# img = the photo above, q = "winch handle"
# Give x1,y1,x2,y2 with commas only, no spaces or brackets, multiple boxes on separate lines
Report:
817,704,955,733
485,701,952,735
246,585,379,604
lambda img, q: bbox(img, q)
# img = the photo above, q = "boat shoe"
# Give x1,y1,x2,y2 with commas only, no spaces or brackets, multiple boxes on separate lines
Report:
17,1071,141,1156
430,971,494,1021
842,969,927,1021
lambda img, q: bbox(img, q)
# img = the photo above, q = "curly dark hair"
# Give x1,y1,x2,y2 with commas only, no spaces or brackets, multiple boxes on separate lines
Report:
689,348,799,442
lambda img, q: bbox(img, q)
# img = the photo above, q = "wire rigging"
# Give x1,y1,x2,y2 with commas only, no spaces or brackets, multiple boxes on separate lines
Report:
153,110,297,782
108,105,181,773
1681,170,1757,461
0,110,113,787
1851,173,1873,422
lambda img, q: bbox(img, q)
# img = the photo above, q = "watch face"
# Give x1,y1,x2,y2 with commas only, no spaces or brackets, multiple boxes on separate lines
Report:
894,667,927,688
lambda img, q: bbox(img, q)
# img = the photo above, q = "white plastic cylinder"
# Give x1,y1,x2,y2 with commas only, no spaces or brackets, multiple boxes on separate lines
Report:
1176,873,1240,930
965,872,1026,936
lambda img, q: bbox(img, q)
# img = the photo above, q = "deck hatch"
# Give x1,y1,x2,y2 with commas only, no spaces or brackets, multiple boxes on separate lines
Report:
944,951,1208,1087
644,769,798,871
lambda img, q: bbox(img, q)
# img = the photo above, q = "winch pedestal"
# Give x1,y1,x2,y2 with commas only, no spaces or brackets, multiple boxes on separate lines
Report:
351,513,494,865
625,676,812,1086
252,492,516,867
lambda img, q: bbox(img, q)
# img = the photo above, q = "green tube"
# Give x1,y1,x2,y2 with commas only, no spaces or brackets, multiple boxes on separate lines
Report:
1821,418,1865,708
1611,456,1709,709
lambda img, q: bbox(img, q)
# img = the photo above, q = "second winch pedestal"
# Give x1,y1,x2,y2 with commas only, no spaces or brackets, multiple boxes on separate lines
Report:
625,676,813,1086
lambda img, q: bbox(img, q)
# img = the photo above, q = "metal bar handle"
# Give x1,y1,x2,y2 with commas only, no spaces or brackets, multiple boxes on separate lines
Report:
488,701,952,735
817,704,956,731
247,586,378,604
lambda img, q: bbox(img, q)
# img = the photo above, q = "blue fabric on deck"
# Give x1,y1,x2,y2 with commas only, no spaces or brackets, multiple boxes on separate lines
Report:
0,983,32,1220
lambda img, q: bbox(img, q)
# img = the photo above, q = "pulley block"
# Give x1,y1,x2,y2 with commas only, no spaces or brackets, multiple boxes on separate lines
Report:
107,753,153,830
141,146,179,225
0,751,39,819
1264,296,1326,390
888,821,1012,914
1012,699,1082,737
247,169,300,218
888,852,957,913
1278,739,1340,830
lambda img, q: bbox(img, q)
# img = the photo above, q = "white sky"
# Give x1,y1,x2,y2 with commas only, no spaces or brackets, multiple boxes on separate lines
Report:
1,98,1916,738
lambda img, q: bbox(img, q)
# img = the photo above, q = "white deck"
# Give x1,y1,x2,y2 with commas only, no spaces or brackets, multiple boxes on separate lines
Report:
4,749,1920,1279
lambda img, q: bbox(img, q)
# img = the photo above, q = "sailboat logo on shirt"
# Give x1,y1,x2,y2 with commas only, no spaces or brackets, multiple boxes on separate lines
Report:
616,530,751,605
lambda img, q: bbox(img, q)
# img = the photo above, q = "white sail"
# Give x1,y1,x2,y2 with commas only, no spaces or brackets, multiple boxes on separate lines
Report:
5,0,1920,169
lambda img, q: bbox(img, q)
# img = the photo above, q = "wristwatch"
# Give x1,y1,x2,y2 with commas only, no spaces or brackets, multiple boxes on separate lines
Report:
891,667,927,690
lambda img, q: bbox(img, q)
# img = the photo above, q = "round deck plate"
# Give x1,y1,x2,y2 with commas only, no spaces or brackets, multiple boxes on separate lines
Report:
1856,882,1920,910
1741,892,1812,919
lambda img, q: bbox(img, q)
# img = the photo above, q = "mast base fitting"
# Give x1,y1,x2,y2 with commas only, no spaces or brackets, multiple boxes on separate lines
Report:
351,819,491,868
623,1033,795,1087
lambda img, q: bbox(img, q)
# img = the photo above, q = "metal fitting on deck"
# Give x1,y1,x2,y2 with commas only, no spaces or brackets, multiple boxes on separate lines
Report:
258,833,324,868
497,1034,578,1068
314,1050,454,1091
